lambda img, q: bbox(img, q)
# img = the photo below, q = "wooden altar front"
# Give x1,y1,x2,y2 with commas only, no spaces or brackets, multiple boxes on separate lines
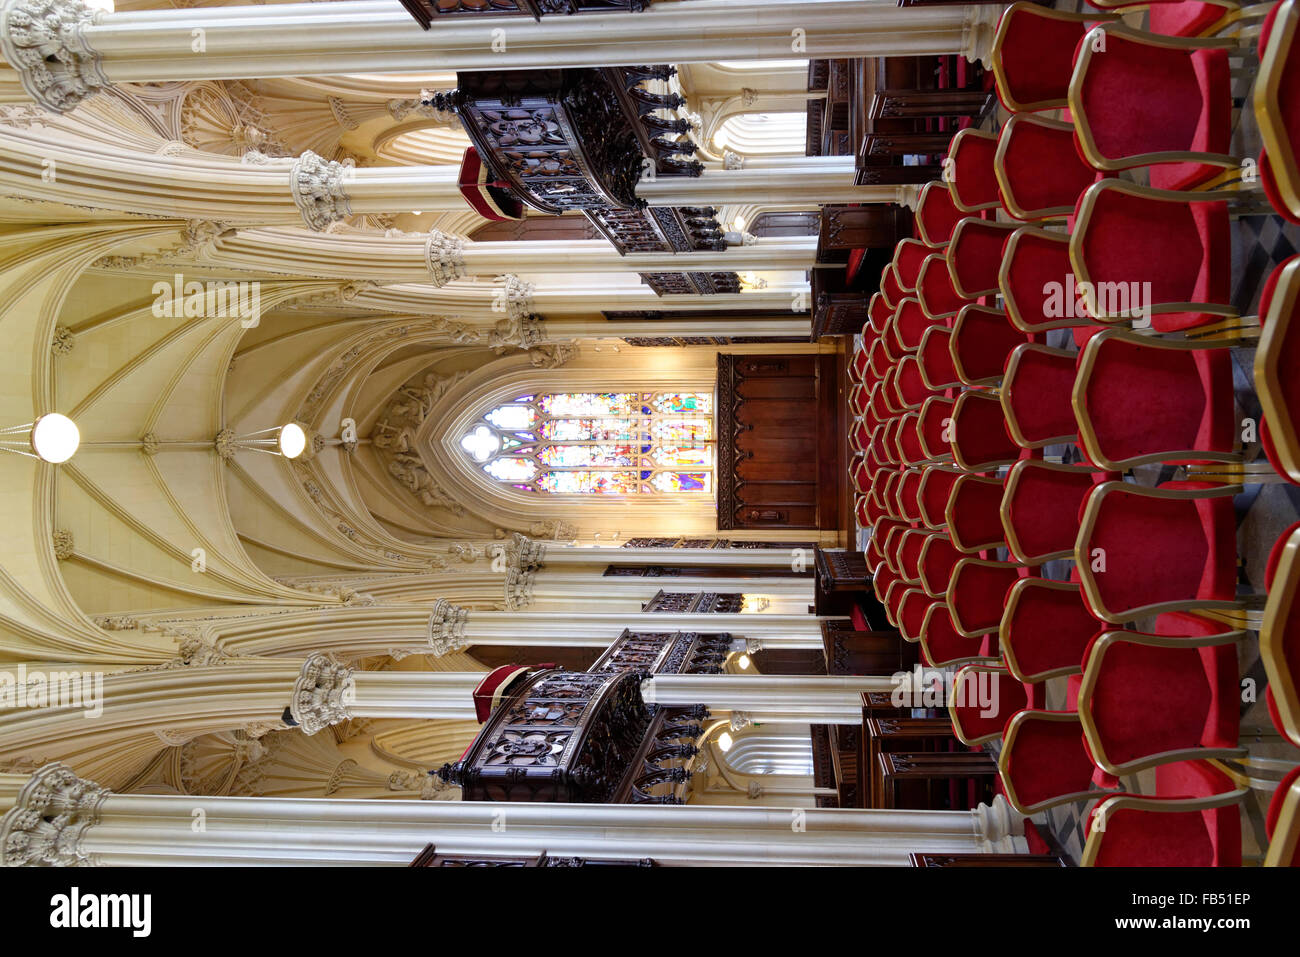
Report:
715,353,841,532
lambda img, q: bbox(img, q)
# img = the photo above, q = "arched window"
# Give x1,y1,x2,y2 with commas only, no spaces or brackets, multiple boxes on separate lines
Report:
460,391,715,495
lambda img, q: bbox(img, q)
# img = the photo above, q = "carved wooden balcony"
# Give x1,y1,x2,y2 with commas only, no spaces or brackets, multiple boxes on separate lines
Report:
399,0,649,29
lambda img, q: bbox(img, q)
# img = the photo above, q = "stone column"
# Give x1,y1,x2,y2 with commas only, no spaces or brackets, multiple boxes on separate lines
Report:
0,0,1004,112
643,674,899,724
0,762,1027,865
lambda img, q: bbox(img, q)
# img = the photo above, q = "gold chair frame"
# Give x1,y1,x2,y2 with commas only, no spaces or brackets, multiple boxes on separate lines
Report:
946,471,1008,554
946,128,1003,214
1074,480,1245,623
916,325,962,392
994,112,1092,222
1073,325,1243,471
1001,459,1098,564
947,556,1025,638
947,218,1019,301
1076,629,1248,777
1254,255,1300,482
1255,0,1300,219
950,389,1020,472
950,303,1018,388
1261,524,1300,748
949,663,1014,746
1001,343,1081,450
999,225,1090,335
1000,577,1092,683
990,2,1120,113
920,601,1000,667
1080,788,1248,867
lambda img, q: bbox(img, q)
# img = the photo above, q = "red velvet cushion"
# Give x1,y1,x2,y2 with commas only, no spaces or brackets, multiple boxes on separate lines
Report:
951,392,1020,469
950,561,1023,635
995,6,1090,110
948,220,1014,297
918,184,965,247
1003,229,1078,331
896,469,924,520
1079,336,1235,464
1004,579,1100,679
918,397,956,460
1077,32,1230,191
1084,483,1237,617
1093,759,1240,867
918,254,973,319
950,132,1001,210
1075,188,1230,331
1003,346,1078,445
947,475,1006,552
1004,464,1100,561
893,298,935,353
918,466,960,529
895,356,931,408
1266,521,1300,589
953,667,1030,741
922,603,988,666
1148,1,1230,37
999,115,1109,219
918,327,960,389
920,532,963,596
952,306,1029,384
1003,712,1099,808
851,604,871,631
1084,632,1239,766
1259,256,1300,473
883,265,906,307
895,239,931,291
1266,765,1300,849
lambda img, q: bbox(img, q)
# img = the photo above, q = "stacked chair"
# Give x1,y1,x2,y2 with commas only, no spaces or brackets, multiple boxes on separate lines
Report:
842,0,1300,866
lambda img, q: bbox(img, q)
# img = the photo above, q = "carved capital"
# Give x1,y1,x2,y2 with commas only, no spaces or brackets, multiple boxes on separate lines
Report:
0,0,109,114
289,150,353,232
427,598,469,656
728,711,753,732
214,428,237,460
0,762,108,866
494,274,535,321
289,653,355,736
511,532,546,569
722,149,744,171
51,528,73,560
424,229,465,286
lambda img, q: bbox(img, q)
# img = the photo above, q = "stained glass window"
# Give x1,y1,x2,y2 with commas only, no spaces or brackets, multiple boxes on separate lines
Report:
462,391,714,496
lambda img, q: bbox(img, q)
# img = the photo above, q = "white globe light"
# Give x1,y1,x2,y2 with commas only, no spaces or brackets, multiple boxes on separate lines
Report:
737,654,751,670
717,731,734,752
278,423,307,459
30,413,80,463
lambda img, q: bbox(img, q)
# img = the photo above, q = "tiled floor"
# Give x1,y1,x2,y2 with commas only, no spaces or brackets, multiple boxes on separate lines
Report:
855,4,1300,864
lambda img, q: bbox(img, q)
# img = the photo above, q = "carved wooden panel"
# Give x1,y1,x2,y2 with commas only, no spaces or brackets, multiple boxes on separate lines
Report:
642,590,743,613
716,354,837,530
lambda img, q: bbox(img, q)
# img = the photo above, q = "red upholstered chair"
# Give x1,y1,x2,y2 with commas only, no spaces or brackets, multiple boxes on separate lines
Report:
1070,180,1236,332
1001,225,1093,336
1254,0,1300,220
947,218,1017,301
1075,481,1240,623
1001,577,1102,682
850,345,870,384
896,412,930,467
893,355,933,411
1257,256,1300,483
995,112,1111,222
949,305,1030,388
876,370,905,418
1076,624,1246,776
1090,0,1240,38
850,456,871,496
947,557,1025,637
949,664,1032,745
1070,23,1236,191
999,711,1119,814
917,326,962,391
894,238,932,292
918,530,964,598
917,395,956,463
866,335,893,382
873,565,905,619
949,390,1020,472
917,465,961,531
897,588,937,643
917,253,973,322
1262,523,1300,748
945,472,1006,554
896,528,930,586
1265,765,1300,866
881,262,907,310
848,383,870,418
1073,327,1237,471
1001,343,1079,449
1081,761,1246,866
894,468,925,523
991,2,1117,112
888,297,935,357
1002,460,1105,564
849,419,872,455
945,128,1002,213
868,293,894,337
920,602,999,667
915,180,964,248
